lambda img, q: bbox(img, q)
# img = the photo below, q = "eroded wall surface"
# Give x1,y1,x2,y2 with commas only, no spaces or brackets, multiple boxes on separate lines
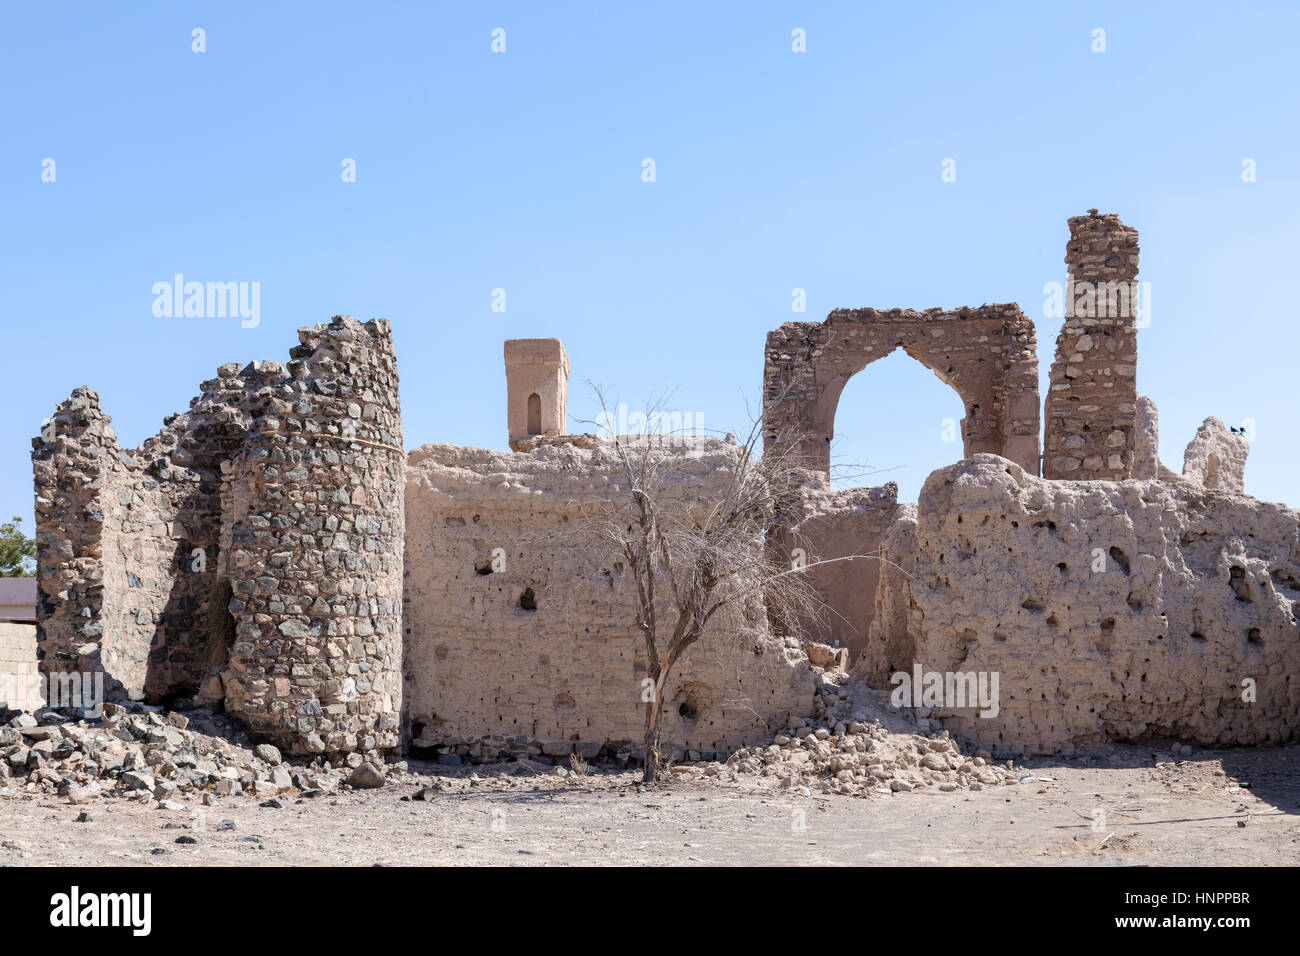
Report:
884,455,1300,754
1182,417,1250,493
403,439,817,760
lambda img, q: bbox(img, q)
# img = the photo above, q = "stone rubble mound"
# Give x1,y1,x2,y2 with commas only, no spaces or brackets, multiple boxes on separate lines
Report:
714,676,1029,797
0,702,412,809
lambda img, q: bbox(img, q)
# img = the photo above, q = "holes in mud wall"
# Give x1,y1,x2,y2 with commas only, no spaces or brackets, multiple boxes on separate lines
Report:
1190,632,1207,642
678,698,699,721
1020,598,1045,611
1108,547,1130,575
1100,617,1116,633
1271,568,1300,592
474,555,494,575
518,587,538,611
1247,628,1262,645
1229,565,1254,603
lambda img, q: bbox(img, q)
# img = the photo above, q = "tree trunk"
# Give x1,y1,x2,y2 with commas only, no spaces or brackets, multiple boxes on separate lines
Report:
642,693,663,783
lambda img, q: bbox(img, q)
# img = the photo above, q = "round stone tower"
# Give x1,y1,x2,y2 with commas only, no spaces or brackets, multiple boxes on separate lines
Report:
222,316,404,756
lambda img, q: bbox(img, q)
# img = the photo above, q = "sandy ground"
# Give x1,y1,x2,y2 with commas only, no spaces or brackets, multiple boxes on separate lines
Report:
2,742,1298,866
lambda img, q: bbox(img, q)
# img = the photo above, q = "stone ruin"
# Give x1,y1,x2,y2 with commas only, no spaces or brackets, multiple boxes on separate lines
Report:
32,318,404,756
25,211,1300,762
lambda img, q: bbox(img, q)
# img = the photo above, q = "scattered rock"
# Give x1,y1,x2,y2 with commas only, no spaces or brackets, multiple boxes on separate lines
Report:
346,763,385,789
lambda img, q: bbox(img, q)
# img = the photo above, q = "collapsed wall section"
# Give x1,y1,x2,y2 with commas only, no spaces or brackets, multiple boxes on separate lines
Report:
403,439,816,762
774,484,899,660
883,455,1300,754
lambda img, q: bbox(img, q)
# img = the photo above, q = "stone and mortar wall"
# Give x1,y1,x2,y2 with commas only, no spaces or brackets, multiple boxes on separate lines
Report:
33,317,403,756
763,306,1040,481
403,439,816,762
220,318,405,755
876,455,1300,754
1043,211,1140,480
0,624,42,712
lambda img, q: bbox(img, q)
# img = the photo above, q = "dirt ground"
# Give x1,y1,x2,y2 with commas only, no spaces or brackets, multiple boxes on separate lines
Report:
2,742,1298,866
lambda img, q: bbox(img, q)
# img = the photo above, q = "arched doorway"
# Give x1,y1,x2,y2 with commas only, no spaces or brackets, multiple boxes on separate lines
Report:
830,347,969,501
763,306,1041,481
527,393,542,435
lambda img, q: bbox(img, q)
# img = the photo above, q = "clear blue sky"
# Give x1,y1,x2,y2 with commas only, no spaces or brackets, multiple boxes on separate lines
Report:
3,1,1297,528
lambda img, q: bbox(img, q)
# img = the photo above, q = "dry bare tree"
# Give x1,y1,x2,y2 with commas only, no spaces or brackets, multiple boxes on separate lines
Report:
580,385,881,783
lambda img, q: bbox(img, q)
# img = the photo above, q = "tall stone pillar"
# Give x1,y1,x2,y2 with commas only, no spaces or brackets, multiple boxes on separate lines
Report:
1042,210,1140,480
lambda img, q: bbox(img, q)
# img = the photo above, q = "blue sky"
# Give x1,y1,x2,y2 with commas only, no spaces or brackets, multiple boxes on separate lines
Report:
3,1,1297,528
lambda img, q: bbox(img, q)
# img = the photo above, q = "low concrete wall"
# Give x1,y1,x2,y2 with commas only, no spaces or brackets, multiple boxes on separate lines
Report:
0,623,43,712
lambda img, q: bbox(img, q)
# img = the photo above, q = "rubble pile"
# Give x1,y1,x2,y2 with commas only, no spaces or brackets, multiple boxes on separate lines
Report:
716,678,1029,797
0,702,411,808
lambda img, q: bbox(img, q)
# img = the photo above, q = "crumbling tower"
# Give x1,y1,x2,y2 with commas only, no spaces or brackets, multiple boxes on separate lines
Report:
220,317,405,755
1042,210,1140,480
504,338,568,448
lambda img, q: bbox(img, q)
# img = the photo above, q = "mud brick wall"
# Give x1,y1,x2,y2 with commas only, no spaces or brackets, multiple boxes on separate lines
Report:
403,439,816,761
773,483,900,661
890,455,1300,754
505,338,568,448
1043,211,1140,480
1182,417,1250,493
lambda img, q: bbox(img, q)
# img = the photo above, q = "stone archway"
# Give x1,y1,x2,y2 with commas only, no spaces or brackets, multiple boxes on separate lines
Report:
763,305,1040,482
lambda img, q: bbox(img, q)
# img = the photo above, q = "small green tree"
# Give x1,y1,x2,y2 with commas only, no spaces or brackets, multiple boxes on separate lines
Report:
0,516,36,577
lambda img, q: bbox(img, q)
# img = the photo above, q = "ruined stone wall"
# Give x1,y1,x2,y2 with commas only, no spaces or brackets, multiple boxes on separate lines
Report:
881,455,1300,754
775,484,899,661
221,318,405,755
31,388,172,699
763,306,1040,481
403,439,816,762
1042,211,1140,480
33,316,403,756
